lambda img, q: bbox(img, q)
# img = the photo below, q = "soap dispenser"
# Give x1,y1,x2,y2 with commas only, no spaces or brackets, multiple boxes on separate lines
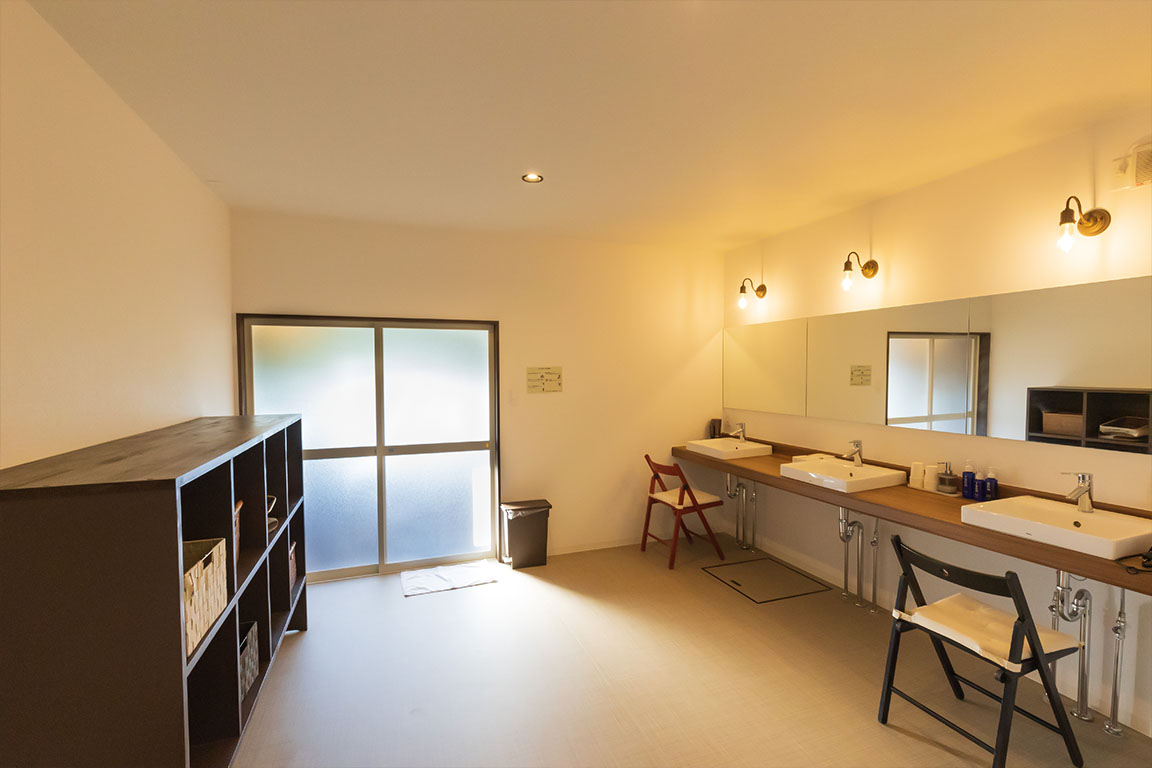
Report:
936,461,961,496
961,460,976,499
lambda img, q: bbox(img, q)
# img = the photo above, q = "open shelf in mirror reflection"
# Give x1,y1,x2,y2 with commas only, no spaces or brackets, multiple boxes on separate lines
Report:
722,276,1152,452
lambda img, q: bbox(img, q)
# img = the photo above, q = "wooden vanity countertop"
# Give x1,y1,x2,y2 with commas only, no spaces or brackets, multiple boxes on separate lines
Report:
672,445,1152,596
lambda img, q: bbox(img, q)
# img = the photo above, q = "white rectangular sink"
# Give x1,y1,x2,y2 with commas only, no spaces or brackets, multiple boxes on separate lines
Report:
961,496,1152,560
779,455,906,493
684,438,774,460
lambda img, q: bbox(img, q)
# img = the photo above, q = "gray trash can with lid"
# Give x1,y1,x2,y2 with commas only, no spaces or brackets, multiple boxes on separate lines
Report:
500,499,551,569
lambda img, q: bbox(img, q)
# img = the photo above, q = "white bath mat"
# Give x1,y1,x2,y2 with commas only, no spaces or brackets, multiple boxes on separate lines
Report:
400,560,500,597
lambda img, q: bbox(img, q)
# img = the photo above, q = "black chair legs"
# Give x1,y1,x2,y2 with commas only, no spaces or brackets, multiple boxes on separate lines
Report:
878,619,902,725
991,674,1019,768
1034,651,1085,768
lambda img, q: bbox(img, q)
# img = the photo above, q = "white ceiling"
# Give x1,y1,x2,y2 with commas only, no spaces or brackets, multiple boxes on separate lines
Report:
29,0,1152,251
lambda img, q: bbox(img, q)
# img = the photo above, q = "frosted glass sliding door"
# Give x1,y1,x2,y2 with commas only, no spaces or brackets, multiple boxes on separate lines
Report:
242,317,498,579
250,323,380,575
381,328,494,564
384,451,492,563
382,328,490,446
302,457,379,572
252,325,377,449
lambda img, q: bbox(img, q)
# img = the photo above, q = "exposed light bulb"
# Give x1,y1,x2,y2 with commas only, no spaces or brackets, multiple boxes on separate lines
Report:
841,270,853,291
737,292,748,310
1057,222,1075,253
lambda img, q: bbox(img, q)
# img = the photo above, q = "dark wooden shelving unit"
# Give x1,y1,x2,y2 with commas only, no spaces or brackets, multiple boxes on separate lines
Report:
0,415,307,768
1026,387,1152,454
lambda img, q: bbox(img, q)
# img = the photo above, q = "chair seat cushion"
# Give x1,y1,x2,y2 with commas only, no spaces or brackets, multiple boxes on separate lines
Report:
649,487,722,510
894,593,1079,672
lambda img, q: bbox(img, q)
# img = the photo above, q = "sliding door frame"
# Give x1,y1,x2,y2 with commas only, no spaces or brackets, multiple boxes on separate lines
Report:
237,313,501,581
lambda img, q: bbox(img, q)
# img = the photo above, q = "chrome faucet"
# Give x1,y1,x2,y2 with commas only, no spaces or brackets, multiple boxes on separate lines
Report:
1063,472,1094,513
841,439,863,467
730,422,747,440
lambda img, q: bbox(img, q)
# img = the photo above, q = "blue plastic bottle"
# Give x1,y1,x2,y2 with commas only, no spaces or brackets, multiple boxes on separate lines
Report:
961,460,976,499
985,468,999,500
974,471,987,501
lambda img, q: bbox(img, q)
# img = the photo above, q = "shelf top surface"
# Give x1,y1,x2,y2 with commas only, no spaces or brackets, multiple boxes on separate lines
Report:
0,415,300,493
1029,386,1151,394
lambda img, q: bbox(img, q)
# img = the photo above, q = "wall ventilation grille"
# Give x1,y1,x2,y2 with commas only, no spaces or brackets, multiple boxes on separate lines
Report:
1114,136,1152,189
1135,145,1152,185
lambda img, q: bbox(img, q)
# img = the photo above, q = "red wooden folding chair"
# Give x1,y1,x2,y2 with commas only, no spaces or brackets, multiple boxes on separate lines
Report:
642,454,725,569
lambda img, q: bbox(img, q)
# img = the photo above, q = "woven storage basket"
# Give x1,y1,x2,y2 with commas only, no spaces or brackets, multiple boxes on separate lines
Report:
183,538,227,656
1042,411,1083,437
239,621,259,699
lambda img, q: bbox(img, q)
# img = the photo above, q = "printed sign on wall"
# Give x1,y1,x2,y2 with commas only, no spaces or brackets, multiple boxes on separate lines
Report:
849,364,872,386
528,366,563,393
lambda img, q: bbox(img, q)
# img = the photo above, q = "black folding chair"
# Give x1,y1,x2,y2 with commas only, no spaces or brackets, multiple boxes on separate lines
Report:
878,535,1083,768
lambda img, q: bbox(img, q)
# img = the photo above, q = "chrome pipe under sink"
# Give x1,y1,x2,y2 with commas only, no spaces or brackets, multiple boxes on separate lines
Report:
838,507,865,607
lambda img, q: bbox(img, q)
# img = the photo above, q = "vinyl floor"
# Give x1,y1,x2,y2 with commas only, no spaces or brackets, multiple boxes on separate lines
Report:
234,536,1152,767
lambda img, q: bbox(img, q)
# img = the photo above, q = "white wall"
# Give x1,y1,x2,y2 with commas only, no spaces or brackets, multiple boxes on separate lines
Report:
231,209,723,555
0,1,234,468
719,115,1152,734
726,115,1151,328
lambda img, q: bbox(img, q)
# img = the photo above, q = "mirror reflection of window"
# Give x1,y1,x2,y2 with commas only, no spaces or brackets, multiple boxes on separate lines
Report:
886,333,988,435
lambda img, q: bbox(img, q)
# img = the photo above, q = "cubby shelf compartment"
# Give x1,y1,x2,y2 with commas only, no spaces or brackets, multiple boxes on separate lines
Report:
237,561,271,729
234,441,269,555
286,421,304,511
236,548,265,599
188,607,240,752
0,415,307,768
181,462,237,596
1026,387,1151,454
265,429,289,523
187,595,238,674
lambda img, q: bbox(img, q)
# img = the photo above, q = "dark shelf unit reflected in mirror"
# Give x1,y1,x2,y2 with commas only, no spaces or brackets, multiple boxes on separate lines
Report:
1026,387,1152,454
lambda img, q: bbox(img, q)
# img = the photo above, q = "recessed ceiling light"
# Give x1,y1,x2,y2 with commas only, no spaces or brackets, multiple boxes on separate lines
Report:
521,172,543,183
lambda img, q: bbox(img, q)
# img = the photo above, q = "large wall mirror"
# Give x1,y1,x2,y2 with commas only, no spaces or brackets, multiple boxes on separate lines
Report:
723,276,1152,452
723,319,807,416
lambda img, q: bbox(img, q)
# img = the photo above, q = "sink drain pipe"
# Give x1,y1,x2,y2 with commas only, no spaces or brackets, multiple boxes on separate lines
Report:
726,474,754,550
746,485,757,550
837,507,865,607
1104,589,1127,736
1050,570,1093,721
869,518,882,614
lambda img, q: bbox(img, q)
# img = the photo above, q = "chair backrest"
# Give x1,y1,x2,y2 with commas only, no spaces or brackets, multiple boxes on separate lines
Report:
644,454,704,508
892,534,1014,599
890,534,1039,666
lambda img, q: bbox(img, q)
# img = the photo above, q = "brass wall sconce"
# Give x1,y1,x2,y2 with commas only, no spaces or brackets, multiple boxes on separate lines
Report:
841,251,878,291
1057,195,1110,252
738,277,767,309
